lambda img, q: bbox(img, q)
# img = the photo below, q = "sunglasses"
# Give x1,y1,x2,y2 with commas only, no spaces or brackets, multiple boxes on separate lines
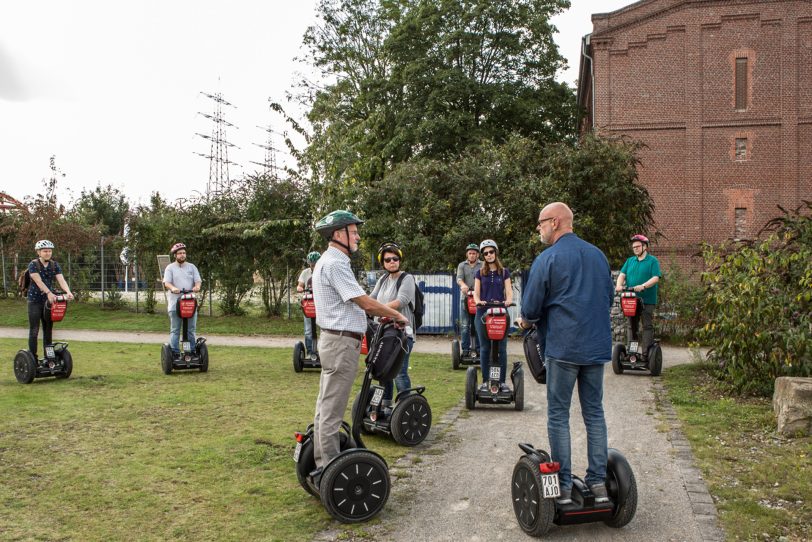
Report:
383,256,400,263
482,250,495,256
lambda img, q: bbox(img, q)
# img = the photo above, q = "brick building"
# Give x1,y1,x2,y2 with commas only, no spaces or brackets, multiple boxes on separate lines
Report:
577,0,811,265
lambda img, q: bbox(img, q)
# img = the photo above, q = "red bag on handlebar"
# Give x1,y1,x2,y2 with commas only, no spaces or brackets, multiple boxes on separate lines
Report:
301,293,316,319
484,307,508,341
178,294,197,319
620,293,640,317
49,296,68,322
466,293,477,315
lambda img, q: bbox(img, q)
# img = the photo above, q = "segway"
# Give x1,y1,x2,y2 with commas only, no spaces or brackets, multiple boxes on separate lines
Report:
511,443,638,536
13,293,72,384
452,291,480,370
611,289,662,376
351,377,432,447
293,319,406,523
465,301,524,411
161,290,208,374
293,289,321,372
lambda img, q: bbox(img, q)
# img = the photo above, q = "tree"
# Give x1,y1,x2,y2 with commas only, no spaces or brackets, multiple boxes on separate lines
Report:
72,184,130,236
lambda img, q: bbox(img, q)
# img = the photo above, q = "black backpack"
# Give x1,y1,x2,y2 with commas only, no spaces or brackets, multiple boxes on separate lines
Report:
523,327,547,385
395,273,425,331
18,259,46,297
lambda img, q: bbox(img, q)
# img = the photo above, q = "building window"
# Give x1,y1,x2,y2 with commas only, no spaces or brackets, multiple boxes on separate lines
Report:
735,138,748,160
735,58,748,110
734,207,747,240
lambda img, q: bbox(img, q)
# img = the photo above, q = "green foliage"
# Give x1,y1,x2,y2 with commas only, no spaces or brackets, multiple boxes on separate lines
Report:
657,264,706,344
700,202,812,395
143,281,157,314
71,184,130,236
102,284,127,310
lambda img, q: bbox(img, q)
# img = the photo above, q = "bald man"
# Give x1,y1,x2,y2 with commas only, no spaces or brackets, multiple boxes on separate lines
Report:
517,202,614,506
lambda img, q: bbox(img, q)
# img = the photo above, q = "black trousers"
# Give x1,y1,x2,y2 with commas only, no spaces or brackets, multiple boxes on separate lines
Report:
28,301,53,357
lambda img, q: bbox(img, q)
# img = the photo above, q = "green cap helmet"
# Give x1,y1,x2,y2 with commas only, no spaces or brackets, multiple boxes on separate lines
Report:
314,210,365,239
465,243,479,253
306,251,321,263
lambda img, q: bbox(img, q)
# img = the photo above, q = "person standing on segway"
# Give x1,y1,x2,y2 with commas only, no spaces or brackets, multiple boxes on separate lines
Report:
456,243,482,359
163,243,202,357
615,235,661,359
517,202,614,506
473,239,512,392
309,211,408,482
370,242,417,415
26,240,74,360
297,251,321,361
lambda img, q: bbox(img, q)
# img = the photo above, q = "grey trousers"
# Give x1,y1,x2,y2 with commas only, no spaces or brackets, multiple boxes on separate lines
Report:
313,332,361,468
627,303,655,355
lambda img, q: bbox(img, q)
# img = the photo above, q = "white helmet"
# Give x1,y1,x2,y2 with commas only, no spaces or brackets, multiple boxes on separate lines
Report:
35,240,55,250
479,239,498,252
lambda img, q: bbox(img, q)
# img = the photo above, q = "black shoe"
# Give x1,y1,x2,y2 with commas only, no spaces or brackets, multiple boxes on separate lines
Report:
499,383,510,393
308,467,323,488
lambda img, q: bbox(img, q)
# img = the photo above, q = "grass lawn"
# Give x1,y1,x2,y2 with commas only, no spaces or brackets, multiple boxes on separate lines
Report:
0,339,463,542
0,297,303,336
663,362,811,542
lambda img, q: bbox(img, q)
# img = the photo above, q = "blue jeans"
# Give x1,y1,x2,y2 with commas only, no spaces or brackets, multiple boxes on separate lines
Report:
169,309,197,353
475,311,507,383
546,358,608,490
460,299,479,354
303,317,318,355
383,336,414,401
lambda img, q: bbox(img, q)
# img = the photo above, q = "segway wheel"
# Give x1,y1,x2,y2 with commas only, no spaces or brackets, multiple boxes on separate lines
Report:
320,450,390,523
648,343,663,377
451,339,461,370
161,344,173,375
604,448,638,528
512,455,555,537
465,367,477,410
611,343,625,375
513,368,524,412
13,350,37,384
293,342,305,373
198,343,209,373
351,389,374,435
55,349,73,379
391,393,432,446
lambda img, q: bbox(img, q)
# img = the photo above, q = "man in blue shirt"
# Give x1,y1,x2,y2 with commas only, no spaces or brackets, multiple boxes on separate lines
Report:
27,240,74,358
615,234,661,358
517,202,614,505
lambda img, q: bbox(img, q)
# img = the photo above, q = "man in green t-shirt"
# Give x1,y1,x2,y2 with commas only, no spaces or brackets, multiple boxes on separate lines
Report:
615,234,661,357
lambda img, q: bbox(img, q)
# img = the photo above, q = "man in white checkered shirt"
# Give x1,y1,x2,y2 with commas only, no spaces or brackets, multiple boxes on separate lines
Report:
308,210,408,483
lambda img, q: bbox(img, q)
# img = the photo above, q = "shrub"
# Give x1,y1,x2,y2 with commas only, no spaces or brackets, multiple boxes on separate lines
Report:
657,265,707,344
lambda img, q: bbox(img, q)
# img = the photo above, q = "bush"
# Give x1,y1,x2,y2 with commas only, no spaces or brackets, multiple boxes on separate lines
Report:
700,202,812,395
143,281,157,314
657,265,707,344
103,285,128,310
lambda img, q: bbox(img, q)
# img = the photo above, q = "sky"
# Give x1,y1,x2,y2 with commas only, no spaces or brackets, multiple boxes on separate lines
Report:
0,0,633,207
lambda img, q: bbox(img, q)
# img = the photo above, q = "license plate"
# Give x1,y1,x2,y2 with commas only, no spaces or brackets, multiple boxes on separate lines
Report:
45,346,55,359
629,341,639,354
370,387,384,406
489,367,500,381
182,341,191,353
293,442,302,463
541,473,560,499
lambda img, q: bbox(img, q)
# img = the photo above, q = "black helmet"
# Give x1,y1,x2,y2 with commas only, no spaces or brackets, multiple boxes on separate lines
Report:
377,242,403,265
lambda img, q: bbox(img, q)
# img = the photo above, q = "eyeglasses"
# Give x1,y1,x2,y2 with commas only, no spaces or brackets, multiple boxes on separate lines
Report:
482,250,495,256
383,256,400,263
537,217,555,226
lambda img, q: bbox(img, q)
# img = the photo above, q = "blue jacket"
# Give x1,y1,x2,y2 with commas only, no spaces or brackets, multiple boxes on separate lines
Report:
521,233,613,364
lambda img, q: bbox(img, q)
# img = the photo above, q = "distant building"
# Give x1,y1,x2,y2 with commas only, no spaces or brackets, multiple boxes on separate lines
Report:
0,192,25,214
577,0,811,266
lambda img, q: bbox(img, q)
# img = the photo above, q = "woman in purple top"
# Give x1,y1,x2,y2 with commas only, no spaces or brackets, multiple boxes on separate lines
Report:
473,239,513,391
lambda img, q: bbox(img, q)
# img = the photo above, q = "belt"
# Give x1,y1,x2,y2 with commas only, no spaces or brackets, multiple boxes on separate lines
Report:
321,329,364,341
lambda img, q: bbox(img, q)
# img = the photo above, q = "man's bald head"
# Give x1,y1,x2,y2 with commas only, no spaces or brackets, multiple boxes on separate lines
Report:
537,202,574,245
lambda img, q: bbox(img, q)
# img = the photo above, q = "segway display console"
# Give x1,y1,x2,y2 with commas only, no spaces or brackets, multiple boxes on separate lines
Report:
465,302,524,411
14,294,73,384
293,290,321,372
612,290,662,376
451,291,480,370
161,291,208,374
511,443,638,537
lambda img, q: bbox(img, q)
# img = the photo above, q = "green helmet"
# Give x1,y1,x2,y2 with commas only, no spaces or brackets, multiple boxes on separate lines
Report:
465,243,479,253
314,210,365,239
306,251,321,263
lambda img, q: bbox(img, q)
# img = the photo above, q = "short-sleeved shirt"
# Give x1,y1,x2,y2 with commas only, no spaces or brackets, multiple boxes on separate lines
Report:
371,272,417,339
163,262,202,313
456,260,482,290
620,253,661,305
27,259,63,303
297,267,313,289
476,267,510,303
312,246,367,334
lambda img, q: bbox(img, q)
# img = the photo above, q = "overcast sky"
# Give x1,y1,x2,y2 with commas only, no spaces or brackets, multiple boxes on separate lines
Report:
0,0,632,206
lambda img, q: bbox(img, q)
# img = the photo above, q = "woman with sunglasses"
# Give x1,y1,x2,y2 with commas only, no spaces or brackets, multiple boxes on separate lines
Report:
370,242,417,413
473,239,513,392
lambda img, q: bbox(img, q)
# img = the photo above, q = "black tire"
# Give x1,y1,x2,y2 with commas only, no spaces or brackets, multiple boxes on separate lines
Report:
56,349,73,379
512,455,556,537
351,390,374,435
452,339,461,370
612,343,625,375
295,438,320,498
293,342,305,373
604,449,638,528
13,350,37,384
161,344,173,375
465,367,477,410
320,450,390,523
513,369,524,412
390,394,432,446
648,343,663,377
198,343,209,373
